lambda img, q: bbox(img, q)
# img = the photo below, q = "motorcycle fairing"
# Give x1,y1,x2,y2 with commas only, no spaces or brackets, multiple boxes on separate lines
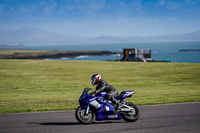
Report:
95,102,122,120
96,110,122,120
95,92,107,97
117,90,134,101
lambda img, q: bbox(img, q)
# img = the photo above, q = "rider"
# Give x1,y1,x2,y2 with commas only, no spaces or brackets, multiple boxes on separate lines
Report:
90,73,121,109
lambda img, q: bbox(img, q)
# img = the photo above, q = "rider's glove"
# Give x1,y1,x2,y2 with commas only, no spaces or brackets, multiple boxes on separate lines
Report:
89,91,96,95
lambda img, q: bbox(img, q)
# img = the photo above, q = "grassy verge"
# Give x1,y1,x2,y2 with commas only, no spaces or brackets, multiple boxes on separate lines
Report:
0,59,200,113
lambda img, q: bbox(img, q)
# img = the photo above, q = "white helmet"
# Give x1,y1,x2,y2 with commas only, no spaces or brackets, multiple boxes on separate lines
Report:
91,74,101,86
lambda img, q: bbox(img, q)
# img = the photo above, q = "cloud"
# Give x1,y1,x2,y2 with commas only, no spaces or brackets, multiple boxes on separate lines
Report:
185,0,200,5
166,1,180,10
21,7,27,13
159,0,165,6
0,4,4,14
88,0,106,10
40,0,57,15
135,0,143,11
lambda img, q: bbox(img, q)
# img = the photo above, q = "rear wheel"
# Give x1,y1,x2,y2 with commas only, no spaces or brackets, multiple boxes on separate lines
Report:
120,102,139,122
75,106,95,124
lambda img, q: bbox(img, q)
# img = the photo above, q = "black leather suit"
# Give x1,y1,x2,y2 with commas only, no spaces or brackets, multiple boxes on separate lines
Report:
95,79,119,104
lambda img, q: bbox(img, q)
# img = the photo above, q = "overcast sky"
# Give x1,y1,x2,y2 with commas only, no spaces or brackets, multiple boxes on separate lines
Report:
0,0,200,37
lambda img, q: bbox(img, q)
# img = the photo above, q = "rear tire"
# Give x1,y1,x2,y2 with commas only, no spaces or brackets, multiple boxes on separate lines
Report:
120,102,139,122
75,106,95,124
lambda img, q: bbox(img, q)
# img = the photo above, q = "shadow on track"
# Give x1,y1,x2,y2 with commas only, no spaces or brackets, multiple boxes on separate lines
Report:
28,120,124,126
40,122,79,126
27,122,79,126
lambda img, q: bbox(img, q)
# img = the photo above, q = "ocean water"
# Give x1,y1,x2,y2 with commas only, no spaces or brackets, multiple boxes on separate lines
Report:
1,42,200,63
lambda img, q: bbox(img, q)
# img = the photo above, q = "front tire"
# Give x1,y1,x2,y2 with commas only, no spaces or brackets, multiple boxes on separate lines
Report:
120,102,139,122
75,106,95,124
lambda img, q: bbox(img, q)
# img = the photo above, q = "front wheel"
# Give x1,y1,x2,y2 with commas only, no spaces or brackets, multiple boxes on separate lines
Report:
75,106,96,124
120,102,139,122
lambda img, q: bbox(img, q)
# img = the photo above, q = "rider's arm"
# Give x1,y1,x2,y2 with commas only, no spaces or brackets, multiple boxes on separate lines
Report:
95,80,106,94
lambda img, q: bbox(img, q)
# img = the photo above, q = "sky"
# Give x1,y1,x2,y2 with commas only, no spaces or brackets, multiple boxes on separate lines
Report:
0,0,200,37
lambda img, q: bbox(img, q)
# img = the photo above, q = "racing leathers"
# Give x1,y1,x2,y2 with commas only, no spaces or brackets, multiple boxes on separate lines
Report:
92,79,120,106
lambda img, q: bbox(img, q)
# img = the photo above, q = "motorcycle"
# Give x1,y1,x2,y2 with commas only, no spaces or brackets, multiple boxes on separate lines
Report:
75,88,139,124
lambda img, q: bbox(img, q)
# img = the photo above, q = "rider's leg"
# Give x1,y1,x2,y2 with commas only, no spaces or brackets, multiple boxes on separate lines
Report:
105,91,121,109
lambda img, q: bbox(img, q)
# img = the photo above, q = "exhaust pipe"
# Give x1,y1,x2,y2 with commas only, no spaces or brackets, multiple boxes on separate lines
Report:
120,108,131,112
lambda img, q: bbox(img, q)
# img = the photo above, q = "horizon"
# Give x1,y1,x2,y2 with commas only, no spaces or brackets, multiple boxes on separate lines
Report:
0,0,200,37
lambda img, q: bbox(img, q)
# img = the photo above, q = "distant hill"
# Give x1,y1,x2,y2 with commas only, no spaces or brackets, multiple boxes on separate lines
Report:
94,31,200,43
0,28,200,45
0,28,91,45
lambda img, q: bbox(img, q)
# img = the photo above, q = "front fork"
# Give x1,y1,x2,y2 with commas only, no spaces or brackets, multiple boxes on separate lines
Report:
80,105,90,115
85,105,90,115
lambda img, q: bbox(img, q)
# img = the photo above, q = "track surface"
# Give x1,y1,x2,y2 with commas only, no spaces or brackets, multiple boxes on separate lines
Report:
0,102,200,133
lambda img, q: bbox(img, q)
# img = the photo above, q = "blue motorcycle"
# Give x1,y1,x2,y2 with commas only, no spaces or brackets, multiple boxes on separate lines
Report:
75,88,139,124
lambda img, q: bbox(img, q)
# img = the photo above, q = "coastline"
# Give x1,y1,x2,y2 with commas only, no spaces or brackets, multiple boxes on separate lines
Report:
178,49,200,52
0,49,117,59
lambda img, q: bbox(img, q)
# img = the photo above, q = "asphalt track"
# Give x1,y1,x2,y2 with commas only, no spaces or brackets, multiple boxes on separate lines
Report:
0,102,200,133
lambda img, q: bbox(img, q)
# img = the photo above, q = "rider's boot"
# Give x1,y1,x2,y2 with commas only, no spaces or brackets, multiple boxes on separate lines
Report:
115,100,122,111
109,96,122,111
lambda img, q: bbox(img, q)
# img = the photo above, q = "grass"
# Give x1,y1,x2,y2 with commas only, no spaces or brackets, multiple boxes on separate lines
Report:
0,59,200,113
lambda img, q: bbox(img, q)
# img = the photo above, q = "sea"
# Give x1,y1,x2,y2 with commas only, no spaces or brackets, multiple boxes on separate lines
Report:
1,42,200,63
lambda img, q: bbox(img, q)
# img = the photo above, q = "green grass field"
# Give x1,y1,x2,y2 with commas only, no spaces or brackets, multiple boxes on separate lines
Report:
0,59,200,113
